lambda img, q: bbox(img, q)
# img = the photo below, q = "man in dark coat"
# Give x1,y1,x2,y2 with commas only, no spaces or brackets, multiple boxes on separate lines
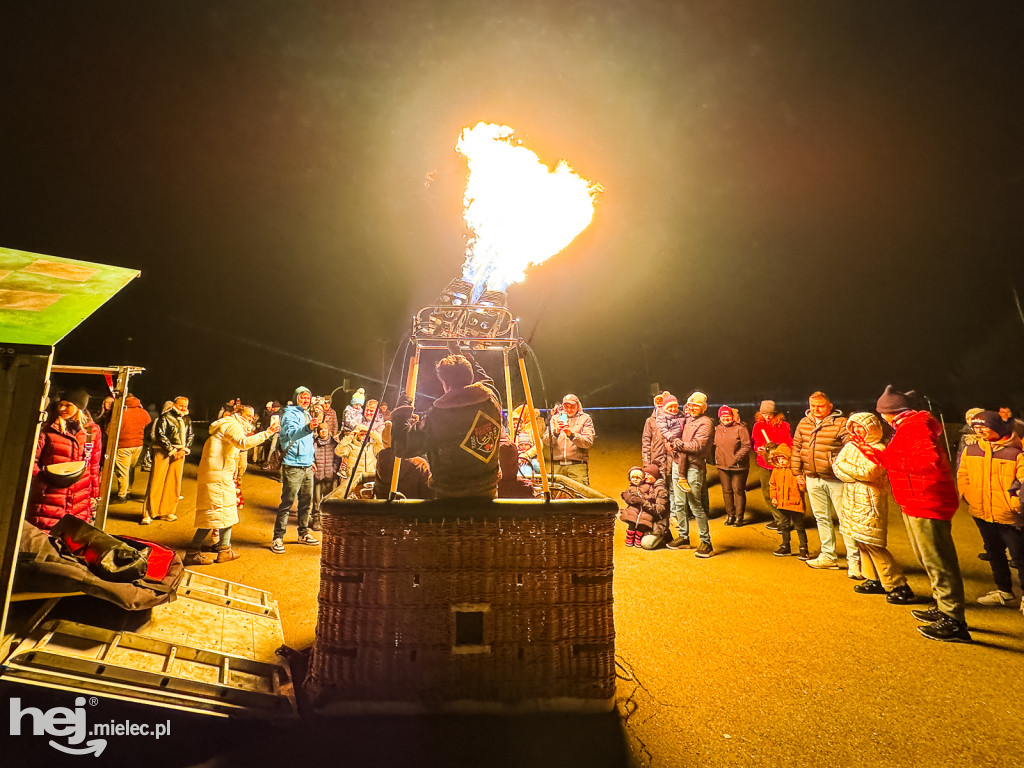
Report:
390,355,503,499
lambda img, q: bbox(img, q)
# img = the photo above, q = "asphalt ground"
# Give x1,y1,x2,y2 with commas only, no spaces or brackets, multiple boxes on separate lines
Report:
96,426,1024,767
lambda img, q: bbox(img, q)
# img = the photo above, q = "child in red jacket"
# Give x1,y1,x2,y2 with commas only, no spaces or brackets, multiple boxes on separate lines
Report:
769,445,810,560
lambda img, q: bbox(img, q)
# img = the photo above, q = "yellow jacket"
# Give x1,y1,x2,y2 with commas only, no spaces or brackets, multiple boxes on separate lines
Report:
956,435,1024,525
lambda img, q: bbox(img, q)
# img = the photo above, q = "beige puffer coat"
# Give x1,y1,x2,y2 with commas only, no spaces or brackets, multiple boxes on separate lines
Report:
832,412,888,547
194,415,273,530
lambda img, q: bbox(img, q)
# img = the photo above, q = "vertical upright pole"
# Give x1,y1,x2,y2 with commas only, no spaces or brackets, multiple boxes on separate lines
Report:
95,365,134,530
502,348,514,428
389,344,421,499
518,353,550,500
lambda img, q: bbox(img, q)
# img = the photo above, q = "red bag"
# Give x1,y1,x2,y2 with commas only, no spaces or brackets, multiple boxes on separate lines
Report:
119,536,175,582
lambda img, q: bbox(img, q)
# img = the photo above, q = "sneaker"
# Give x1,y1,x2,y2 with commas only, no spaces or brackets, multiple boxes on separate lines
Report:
676,478,691,492
765,522,779,531
910,606,943,623
666,536,691,550
847,569,865,581
797,547,811,561
270,538,285,554
183,551,215,566
885,584,926,604
917,615,972,643
772,545,793,557
806,555,840,570
695,542,715,558
140,516,152,526
853,579,886,595
976,589,1018,607
298,532,321,546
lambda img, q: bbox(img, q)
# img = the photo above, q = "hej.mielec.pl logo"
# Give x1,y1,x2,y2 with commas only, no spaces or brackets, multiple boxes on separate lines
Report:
10,695,171,756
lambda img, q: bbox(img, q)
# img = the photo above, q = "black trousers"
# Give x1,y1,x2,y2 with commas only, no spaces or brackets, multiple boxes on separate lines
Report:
718,468,748,520
973,517,1024,594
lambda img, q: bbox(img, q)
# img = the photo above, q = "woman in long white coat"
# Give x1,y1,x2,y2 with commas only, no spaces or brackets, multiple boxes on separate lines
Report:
184,406,278,565
833,411,917,602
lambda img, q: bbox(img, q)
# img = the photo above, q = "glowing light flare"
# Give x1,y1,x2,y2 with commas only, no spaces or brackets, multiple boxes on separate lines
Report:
456,122,600,298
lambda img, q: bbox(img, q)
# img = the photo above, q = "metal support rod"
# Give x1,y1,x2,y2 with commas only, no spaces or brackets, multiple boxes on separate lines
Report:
389,344,421,499
94,366,141,529
502,348,514,428
518,354,551,500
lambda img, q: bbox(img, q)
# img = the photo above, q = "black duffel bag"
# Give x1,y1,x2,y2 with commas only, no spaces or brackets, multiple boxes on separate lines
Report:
50,515,148,583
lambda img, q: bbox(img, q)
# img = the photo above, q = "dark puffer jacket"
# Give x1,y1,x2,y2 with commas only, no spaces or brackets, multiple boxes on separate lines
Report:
791,409,848,480
29,417,103,531
313,433,341,482
620,466,669,533
391,382,503,498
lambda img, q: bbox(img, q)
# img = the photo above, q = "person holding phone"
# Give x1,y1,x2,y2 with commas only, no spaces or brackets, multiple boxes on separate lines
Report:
546,394,596,486
271,386,321,553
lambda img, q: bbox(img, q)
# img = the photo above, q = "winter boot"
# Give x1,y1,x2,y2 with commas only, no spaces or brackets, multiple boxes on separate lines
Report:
184,550,215,566
624,530,636,547
215,546,241,563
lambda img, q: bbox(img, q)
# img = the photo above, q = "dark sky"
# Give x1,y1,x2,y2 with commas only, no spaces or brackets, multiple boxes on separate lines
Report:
3,1,1022,415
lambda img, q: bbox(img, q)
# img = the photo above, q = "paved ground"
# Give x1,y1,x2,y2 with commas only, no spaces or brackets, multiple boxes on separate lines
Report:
98,426,1024,767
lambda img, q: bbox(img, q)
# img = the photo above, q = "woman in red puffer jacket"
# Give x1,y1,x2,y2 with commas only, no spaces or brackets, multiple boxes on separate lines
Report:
28,388,103,531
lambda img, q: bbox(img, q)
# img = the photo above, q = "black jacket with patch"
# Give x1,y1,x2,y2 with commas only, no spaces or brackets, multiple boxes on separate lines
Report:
391,382,503,498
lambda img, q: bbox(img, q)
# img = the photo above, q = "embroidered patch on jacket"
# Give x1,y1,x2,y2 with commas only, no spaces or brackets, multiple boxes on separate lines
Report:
461,411,501,463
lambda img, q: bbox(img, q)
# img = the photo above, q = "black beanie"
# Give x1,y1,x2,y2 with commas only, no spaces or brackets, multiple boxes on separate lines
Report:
60,387,91,412
876,385,915,415
970,410,1013,439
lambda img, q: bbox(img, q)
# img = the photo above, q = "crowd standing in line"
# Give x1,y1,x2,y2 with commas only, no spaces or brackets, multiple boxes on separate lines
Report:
22,371,1023,644
619,384,1024,643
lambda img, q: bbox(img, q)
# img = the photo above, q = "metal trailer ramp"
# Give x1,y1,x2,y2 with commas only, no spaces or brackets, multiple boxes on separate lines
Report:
1,571,295,718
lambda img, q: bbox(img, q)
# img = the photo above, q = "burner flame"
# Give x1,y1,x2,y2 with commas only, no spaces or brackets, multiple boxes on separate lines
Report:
456,122,600,300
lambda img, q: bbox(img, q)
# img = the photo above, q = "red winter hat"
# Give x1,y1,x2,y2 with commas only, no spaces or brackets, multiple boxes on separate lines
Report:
718,405,733,418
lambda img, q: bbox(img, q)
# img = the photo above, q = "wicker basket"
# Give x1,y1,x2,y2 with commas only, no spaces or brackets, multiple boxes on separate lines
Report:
305,497,617,714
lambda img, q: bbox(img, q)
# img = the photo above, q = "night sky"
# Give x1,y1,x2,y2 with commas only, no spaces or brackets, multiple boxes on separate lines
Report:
3,2,1022,416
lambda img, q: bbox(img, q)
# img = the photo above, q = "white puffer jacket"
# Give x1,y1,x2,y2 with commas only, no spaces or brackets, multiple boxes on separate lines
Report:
193,415,272,530
832,412,889,547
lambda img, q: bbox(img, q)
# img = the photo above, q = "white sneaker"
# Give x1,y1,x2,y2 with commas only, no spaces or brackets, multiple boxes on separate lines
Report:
806,555,840,570
270,538,285,554
976,590,1018,607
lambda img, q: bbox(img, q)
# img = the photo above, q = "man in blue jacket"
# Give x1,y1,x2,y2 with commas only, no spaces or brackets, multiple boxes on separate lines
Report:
272,386,321,553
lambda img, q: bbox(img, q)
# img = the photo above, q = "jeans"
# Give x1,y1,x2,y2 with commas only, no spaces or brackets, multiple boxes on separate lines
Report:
189,527,232,549
972,517,1024,594
671,462,711,546
805,475,859,567
275,464,314,540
